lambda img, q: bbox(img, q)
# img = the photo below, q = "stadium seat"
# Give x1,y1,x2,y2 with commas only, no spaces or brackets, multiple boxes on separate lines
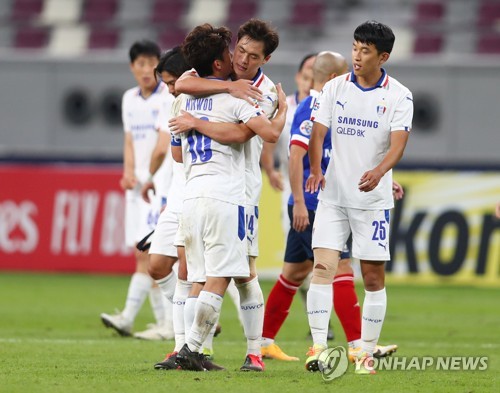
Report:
151,0,187,24
413,32,444,53
413,1,445,24
10,0,43,21
88,27,119,49
227,0,258,25
14,26,48,48
477,1,500,29
82,0,118,23
289,0,324,27
476,32,500,53
158,27,187,49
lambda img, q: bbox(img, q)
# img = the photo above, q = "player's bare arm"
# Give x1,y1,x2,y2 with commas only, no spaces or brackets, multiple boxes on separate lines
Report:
171,144,183,163
171,83,287,144
120,132,136,190
358,130,409,192
141,131,171,203
170,110,255,144
305,122,328,193
289,145,309,232
260,141,283,191
175,71,263,104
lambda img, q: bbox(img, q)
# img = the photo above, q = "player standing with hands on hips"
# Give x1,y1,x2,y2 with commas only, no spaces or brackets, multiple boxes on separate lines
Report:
304,21,413,375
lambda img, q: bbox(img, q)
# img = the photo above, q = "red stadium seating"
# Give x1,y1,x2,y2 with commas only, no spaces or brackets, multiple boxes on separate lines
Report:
414,32,444,53
151,0,187,24
82,0,118,23
290,0,324,27
414,1,445,24
158,27,187,49
227,0,258,25
10,0,43,21
88,27,119,49
14,26,49,48
477,1,500,28
476,32,500,53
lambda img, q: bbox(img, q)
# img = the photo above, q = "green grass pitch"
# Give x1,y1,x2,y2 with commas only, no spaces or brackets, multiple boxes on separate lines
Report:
0,272,498,392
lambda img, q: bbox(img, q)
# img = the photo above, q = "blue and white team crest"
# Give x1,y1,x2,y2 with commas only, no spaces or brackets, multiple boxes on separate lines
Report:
313,100,320,111
299,120,313,136
376,99,387,117
151,108,159,118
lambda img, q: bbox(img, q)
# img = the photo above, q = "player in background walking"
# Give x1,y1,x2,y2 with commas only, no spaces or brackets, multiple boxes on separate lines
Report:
100,40,173,337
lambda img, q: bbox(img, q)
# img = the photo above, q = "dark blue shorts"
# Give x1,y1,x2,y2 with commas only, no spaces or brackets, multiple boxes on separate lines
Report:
284,204,350,263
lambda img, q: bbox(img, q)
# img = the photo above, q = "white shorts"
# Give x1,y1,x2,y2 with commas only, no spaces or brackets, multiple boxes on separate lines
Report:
182,198,248,283
174,215,185,247
124,185,161,247
246,205,259,257
149,209,181,258
312,200,391,261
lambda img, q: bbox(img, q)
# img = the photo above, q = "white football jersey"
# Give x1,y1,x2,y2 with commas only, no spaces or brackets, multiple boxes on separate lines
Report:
244,69,278,206
122,83,174,194
312,69,413,209
155,95,183,212
173,86,262,206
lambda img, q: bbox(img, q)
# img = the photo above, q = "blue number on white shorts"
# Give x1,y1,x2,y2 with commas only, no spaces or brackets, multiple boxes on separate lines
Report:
371,220,387,241
247,214,255,235
186,117,212,163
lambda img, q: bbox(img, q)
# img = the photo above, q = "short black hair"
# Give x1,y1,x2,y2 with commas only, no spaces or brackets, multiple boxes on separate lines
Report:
298,53,317,72
237,19,279,57
354,20,395,54
129,40,161,63
182,24,232,77
155,46,190,78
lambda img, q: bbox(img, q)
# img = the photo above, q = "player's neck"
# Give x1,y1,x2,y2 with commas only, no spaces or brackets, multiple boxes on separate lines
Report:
355,69,383,89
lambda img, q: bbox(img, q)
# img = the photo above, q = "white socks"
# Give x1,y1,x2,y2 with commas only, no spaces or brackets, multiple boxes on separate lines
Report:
361,288,387,355
236,277,265,356
173,280,191,352
148,286,168,325
155,271,176,303
307,283,332,348
122,272,153,322
184,296,197,342
186,291,223,353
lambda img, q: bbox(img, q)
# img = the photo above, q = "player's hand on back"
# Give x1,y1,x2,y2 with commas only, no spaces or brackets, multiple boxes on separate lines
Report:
228,79,263,105
169,110,196,134
120,173,136,190
292,202,309,232
305,172,326,193
358,168,384,192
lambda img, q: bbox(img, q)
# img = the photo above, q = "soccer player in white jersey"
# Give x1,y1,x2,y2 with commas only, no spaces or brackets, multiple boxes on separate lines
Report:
169,23,287,372
261,53,317,236
127,47,192,343
304,21,413,375
100,40,174,337
172,19,283,371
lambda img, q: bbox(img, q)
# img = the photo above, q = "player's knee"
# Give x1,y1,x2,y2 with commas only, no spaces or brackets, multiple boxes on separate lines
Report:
363,271,384,291
311,262,336,284
147,254,173,280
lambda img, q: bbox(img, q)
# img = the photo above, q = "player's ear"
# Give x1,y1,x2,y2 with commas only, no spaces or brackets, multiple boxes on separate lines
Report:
379,52,390,66
262,55,271,65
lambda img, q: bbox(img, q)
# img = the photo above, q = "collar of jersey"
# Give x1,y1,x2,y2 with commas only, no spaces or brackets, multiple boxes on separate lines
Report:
251,68,265,87
138,81,162,98
349,68,389,91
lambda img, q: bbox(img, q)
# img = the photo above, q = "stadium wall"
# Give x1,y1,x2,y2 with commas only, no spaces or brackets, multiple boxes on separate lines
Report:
0,56,499,165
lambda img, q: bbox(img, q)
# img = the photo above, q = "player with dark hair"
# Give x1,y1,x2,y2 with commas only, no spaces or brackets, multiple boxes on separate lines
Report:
172,18,283,371
100,39,174,338
170,23,287,372
305,21,413,375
